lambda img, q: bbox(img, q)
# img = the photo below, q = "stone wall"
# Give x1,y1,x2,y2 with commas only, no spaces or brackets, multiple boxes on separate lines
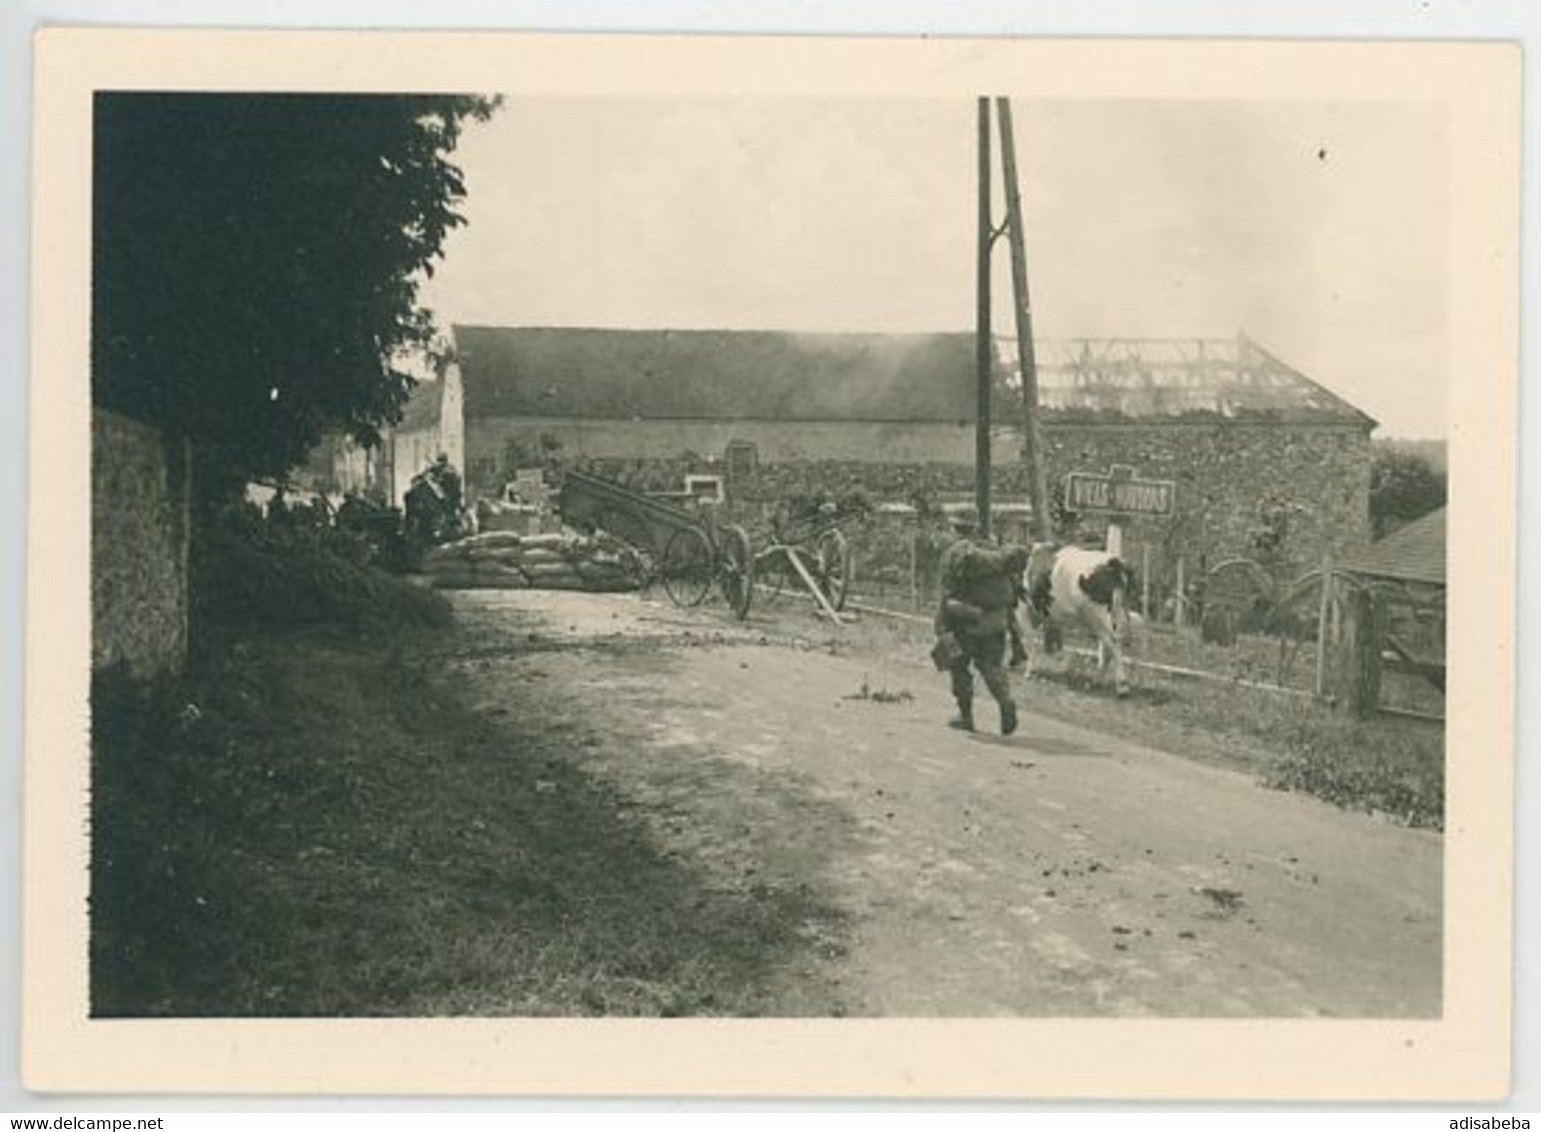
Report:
476,416,1371,603
466,416,980,493
92,410,191,677
1038,420,1373,585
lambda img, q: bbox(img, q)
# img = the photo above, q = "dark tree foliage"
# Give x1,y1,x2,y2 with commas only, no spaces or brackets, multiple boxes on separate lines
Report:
93,93,497,496
1369,449,1447,538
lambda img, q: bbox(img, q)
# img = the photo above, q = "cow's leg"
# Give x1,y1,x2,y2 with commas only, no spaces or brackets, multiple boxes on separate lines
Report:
1109,587,1131,696
1087,606,1128,697
1106,628,1128,697
1023,624,1044,681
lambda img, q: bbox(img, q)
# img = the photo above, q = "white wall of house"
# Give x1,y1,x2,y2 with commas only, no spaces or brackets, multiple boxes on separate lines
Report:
382,368,467,506
392,426,442,505
439,361,466,474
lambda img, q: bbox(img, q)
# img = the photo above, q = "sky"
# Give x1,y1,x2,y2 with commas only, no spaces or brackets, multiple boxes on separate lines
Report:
421,96,1448,439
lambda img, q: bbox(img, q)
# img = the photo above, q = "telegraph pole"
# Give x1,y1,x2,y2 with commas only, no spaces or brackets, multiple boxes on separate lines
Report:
974,97,994,540
995,97,1053,543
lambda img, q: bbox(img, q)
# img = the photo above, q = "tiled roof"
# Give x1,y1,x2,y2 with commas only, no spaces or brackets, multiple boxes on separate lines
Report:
1338,507,1445,585
450,325,1375,428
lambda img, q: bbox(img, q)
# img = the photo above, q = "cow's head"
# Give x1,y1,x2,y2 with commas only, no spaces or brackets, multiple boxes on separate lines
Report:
1079,555,1136,609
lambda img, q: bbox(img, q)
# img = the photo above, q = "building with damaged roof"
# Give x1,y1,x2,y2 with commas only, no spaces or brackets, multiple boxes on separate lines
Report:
443,324,1378,580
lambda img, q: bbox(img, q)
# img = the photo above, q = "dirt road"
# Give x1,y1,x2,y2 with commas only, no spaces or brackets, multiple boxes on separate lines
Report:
443,588,1441,1018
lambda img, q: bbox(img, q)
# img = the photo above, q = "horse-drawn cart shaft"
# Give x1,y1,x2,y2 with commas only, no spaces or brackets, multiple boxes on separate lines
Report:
755,506,854,622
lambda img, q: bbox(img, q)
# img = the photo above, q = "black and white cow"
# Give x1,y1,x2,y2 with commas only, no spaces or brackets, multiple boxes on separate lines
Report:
1021,544,1135,696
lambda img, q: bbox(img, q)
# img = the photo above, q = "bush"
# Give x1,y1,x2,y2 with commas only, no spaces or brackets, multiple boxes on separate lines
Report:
1262,714,1444,829
194,518,452,640
90,663,271,1012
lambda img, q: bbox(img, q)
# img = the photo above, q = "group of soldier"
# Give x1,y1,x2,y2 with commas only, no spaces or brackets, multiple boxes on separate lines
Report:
257,453,467,565
403,453,467,549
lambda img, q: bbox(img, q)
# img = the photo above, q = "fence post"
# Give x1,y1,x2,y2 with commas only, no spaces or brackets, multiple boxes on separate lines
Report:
1314,553,1333,700
1336,584,1386,718
1141,543,1151,619
909,529,918,612
1175,557,1186,628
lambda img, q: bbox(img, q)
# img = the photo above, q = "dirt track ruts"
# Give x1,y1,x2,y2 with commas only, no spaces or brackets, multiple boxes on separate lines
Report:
443,588,1441,1017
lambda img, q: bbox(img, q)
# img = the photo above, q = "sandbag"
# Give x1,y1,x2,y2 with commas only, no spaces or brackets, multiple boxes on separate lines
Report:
519,533,573,550
465,547,526,565
456,531,527,551
522,557,578,572
514,549,567,566
472,562,532,585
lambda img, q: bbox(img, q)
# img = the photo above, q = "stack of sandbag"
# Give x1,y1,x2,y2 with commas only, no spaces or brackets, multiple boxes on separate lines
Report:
421,531,643,592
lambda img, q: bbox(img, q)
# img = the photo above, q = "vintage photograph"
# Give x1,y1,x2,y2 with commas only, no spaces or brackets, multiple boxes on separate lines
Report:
87,90,1448,1020
27,30,1519,1099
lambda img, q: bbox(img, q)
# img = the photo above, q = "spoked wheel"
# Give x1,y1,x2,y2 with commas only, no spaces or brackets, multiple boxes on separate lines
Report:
814,528,852,612
661,525,714,607
717,524,754,620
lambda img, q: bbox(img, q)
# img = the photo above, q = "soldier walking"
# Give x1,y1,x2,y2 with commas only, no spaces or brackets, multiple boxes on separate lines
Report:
933,515,1030,735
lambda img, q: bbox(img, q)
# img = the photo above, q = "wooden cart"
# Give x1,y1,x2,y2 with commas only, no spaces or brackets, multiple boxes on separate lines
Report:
556,469,754,619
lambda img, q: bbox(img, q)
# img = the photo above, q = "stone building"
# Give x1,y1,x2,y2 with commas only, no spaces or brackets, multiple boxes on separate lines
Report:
446,324,1378,587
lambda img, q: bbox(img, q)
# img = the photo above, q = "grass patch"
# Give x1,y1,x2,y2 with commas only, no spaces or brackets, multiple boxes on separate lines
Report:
193,518,452,642
90,626,846,1016
1258,713,1444,829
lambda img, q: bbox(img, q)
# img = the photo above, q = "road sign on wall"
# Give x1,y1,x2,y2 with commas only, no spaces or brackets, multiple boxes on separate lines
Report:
1063,464,1177,517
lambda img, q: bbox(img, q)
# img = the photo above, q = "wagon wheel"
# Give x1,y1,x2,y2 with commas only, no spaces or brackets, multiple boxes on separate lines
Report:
716,524,754,620
661,525,714,608
814,528,852,612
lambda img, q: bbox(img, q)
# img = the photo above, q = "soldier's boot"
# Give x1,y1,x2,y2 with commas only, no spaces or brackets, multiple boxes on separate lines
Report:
1000,698,1019,736
948,697,975,732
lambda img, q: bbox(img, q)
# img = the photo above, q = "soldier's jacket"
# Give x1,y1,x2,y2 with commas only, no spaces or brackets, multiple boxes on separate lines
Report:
937,540,1029,637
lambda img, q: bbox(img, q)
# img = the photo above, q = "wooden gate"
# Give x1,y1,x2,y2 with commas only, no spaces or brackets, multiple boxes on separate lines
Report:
1331,574,1446,720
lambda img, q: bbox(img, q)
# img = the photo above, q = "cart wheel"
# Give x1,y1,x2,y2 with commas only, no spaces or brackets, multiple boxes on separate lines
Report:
662,526,713,607
815,528,852,612
717,524,754,620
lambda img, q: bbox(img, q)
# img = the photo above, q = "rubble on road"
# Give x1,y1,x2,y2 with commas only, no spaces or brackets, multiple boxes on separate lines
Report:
421,530,646,593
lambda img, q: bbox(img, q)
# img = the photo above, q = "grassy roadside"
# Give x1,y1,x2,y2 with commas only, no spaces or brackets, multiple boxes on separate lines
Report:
92,534,845,1017
791,600,1445,830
